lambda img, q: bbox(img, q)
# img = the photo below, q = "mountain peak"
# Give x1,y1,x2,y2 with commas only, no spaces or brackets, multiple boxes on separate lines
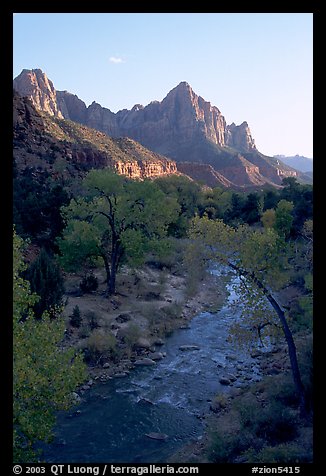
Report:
13,67,301,187
13,68,63,118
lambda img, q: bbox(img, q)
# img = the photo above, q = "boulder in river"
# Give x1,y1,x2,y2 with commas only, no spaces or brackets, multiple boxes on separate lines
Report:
153,338,165,346
134,358,157,366
135,337,152,349
150,352,164,361
138,397,154,405
145,432,168,441
179,345,200,351
219,377,231,385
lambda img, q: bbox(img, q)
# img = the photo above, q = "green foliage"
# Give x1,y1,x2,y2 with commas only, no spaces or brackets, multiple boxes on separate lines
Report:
155,175,202,237
199,187,232,220
237,399,298,444
208,430,240,463
189,216,288,291
79,274,99,294
244,443,313,463
57,219,101,272
57,170,180,295
83,329,117,364
261,208,276,229
24,248,65,319
187,215,310,416
69,305,82,328
13,230,86,462
13,168,70,248
280,178,313,235
241,192,263,225
84,310,100,330
123,323,142,348
274,199,294,239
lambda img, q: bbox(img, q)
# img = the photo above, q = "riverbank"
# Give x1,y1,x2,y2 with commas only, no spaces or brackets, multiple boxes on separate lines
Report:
168,330,313,464
61,262,229,388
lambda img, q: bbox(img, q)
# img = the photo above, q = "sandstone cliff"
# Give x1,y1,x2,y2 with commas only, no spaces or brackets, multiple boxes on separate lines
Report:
13,69,64,119
13,91,178,181
13,68,302,187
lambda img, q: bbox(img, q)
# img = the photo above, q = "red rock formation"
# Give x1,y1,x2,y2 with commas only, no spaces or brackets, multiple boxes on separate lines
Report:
13,69,64,118
177,162,235,188
13,91,179,183
13,69,301,188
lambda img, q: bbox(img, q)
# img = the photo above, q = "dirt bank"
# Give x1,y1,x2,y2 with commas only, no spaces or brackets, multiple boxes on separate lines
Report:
61,264,229,384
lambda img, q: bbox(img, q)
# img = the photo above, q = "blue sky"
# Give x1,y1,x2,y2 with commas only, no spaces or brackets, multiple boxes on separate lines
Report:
13,13,313,158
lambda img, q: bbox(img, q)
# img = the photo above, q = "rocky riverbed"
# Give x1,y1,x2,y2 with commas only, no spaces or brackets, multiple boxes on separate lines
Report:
40,266,285,463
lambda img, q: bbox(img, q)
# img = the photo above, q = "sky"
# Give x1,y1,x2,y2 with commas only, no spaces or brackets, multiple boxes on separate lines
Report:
13,13,313,158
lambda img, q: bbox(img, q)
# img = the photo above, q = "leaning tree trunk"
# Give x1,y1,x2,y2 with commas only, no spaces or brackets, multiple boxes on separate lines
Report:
262,290,307,417
229,262,307,417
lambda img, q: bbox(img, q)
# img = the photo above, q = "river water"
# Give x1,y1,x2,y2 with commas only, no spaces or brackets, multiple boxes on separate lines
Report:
41,269,263,463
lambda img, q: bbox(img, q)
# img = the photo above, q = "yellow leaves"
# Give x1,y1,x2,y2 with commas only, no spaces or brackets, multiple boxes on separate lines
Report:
13,231,87,461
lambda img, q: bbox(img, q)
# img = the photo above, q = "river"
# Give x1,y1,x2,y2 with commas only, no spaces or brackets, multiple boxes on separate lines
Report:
41,268,264,463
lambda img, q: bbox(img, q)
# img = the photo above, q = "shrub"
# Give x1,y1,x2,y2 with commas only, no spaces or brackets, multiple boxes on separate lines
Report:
245,442,312,463
69,305,82,328
78,324,91,339
236,397,298,444
25,248,65,319
84,310,100,330
79,274,98,294
208,430,240,463
84,329,117,364
123,323,142,348
161,302,183,320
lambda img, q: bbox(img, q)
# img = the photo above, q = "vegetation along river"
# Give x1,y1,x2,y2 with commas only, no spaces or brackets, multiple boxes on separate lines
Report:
41,268,265,463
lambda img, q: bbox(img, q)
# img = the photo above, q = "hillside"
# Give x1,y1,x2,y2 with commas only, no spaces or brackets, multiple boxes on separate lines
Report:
13,90,178,180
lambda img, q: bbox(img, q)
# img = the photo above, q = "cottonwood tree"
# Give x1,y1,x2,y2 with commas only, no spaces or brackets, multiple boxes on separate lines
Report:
188,216,308,416
13,230,86,462
57,169,180,296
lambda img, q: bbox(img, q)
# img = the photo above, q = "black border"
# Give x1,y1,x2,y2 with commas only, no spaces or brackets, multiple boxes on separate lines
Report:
4,4,322,475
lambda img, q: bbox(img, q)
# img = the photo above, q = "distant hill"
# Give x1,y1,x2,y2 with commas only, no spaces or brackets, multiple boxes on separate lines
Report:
274,155,313,173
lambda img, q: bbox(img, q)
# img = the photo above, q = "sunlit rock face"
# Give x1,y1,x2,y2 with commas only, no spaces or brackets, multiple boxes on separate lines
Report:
14,69,299,188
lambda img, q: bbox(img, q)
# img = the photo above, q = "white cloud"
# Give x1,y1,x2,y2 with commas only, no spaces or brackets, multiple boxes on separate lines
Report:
109,56,125,64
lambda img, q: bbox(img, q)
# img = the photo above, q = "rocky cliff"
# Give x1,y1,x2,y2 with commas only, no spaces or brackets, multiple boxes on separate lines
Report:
13,69,301,187
13,91,178,181
13,69,64,119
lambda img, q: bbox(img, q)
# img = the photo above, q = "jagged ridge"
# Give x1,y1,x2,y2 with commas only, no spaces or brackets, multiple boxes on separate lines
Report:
13,91,178,180
13,69,300,187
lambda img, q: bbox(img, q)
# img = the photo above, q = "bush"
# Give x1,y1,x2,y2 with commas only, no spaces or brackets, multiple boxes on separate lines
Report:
244,442,312,463
123,323,142,348
69,305,82,328
236,397,298,444
80,274,98,294
25,248,65,319
84,310,100,330
208,430,240,463
83,329,117,364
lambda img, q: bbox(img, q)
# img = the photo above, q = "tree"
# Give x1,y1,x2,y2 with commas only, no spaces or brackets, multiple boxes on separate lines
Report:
24,248,65,319
241,192,263,225
69,305,82,328
13,230,86,462
188,216,308,416
274,199,294,239
57,170,180,296
261,208,276,229
224,192,246,225
155,175,202,237
13,167,70,248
